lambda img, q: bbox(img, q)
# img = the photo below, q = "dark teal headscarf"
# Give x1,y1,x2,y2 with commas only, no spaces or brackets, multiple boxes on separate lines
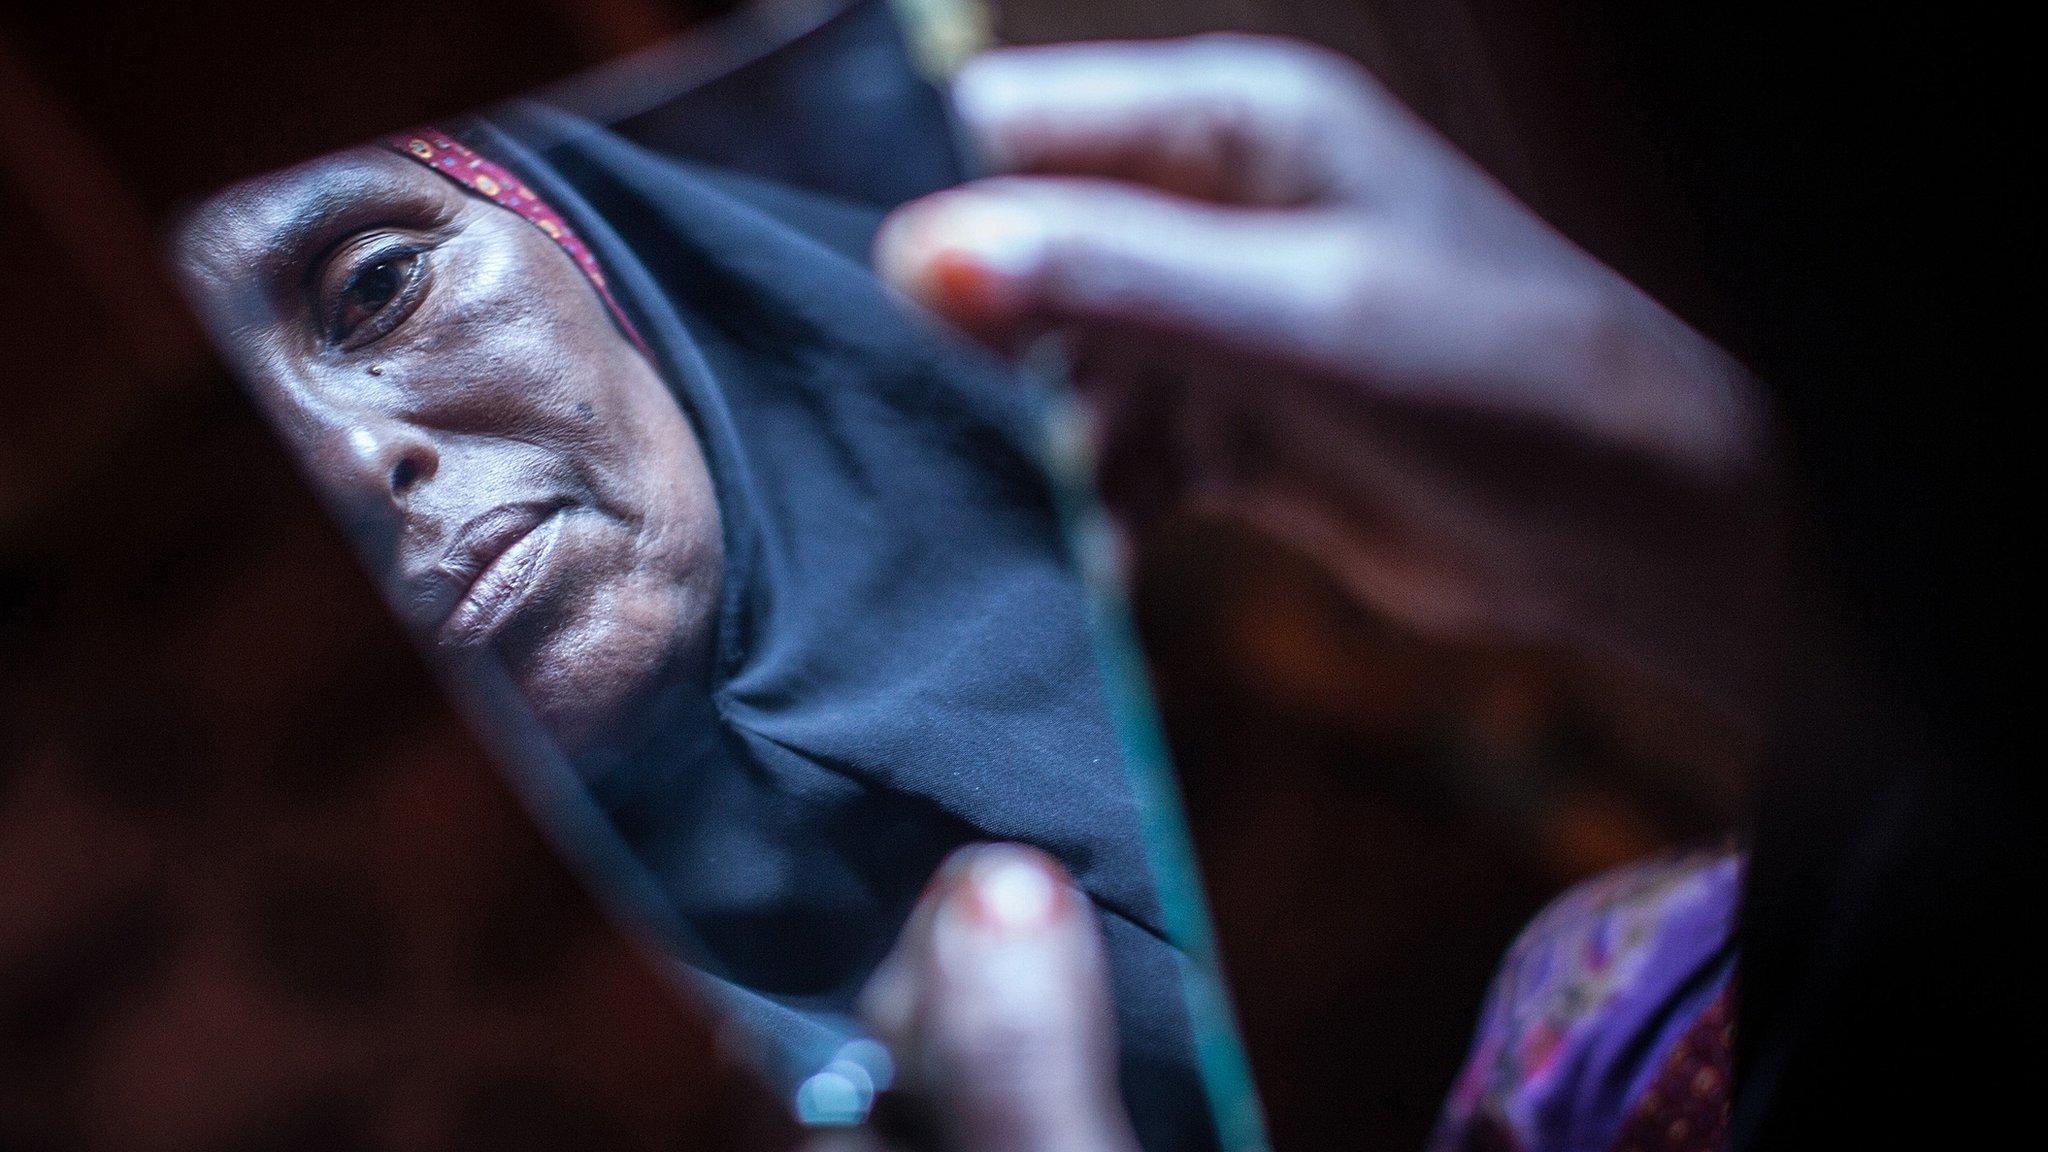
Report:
422,101,1212,1152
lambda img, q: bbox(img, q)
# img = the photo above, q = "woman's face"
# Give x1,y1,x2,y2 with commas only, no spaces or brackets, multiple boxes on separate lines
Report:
174,147,722,753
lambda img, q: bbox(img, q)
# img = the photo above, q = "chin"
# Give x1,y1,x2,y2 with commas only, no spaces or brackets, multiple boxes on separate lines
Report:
525,688,625,758
515,647,656,757
509,592,701,755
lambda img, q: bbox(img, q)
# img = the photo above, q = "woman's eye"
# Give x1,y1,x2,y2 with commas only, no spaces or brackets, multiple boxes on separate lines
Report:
327,248,423,346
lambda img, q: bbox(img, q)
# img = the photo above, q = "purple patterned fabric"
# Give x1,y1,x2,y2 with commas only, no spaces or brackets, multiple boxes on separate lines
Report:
381,127,649,354
1431,848,1741,1152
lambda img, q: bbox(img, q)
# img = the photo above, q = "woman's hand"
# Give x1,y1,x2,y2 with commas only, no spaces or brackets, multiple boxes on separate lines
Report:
811,844,1138,1152
877,35,1781,724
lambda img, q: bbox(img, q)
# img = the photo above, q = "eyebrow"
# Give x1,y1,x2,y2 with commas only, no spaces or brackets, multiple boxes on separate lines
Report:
251,167,444,291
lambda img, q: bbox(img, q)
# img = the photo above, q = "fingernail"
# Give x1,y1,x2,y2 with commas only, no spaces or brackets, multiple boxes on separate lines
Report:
878,194,1044,323
931,195,1047,278
955,845,1068,934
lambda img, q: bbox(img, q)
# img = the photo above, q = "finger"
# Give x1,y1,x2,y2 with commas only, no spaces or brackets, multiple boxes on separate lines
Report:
875,175,1365,352
954,34,1394,205
863,843,1137,1152
860,843,1071,1057
860,848,981,1047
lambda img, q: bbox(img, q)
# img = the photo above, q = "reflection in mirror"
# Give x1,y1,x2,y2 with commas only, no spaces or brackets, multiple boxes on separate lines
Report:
165,5,1233,1151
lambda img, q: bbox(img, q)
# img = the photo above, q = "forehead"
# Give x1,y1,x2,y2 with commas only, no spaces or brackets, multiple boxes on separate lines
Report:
171,146,462,300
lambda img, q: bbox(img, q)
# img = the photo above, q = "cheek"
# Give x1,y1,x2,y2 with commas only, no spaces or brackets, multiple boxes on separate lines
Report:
407,248,619,439
411,223,703,535
557,361,718,579
577,377,702,536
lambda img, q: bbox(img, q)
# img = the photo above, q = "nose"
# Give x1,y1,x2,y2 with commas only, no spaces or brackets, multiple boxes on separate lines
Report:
343,422,438,501
307,411,441,539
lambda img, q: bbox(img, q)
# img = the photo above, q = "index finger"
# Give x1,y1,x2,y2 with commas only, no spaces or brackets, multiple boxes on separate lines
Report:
953,34,1396,206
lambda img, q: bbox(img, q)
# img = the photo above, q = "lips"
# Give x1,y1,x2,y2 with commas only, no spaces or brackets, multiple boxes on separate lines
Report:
411,501,567,649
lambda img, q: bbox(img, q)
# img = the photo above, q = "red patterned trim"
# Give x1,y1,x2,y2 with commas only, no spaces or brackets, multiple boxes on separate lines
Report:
381,127,648,354
1607,985,1734,1152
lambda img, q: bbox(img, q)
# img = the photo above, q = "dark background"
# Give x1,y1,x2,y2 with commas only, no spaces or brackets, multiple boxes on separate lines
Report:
2,2,2002,1150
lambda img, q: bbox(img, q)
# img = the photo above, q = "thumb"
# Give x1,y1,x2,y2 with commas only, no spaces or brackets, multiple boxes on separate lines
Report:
875,177,1356,357
860,844,1138,1152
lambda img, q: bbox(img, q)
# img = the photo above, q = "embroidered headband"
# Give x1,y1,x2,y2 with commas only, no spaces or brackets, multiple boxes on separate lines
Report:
382,127,648,353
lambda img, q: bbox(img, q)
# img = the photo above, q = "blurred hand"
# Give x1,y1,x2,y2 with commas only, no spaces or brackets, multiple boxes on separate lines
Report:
813,844,1138,1152
877,35,1781,724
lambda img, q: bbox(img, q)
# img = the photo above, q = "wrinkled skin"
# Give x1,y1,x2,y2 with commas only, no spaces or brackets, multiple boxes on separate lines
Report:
174,147,722,754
